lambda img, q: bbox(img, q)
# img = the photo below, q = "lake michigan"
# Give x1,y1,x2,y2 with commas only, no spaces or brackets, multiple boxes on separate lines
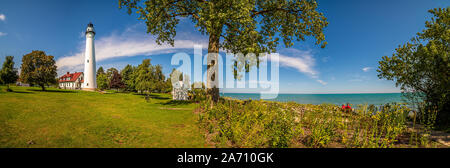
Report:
222,93,405,105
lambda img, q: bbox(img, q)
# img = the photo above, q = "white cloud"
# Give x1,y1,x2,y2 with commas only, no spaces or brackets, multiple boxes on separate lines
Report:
56,25,207,75
268,48,326,85
0,14,5,21
362,67,372,72
57,24,327,86
316,79,327,85
272,49,317,78
0,32,6,36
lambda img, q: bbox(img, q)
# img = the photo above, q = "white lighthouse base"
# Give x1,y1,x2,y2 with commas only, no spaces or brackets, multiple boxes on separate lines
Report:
82,88,96,91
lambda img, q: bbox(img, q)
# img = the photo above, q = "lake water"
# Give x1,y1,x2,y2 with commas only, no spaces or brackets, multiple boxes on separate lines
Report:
221,93,405,105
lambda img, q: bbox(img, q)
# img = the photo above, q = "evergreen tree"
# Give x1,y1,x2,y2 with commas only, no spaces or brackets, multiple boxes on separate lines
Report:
96,73,108,90
153,64,166,93
120,64,136,91
135,59,154,94
97,66,105,77
0,56,19,91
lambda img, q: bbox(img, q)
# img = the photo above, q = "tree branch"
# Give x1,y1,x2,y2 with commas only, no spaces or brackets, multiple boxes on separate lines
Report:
251,8,301,18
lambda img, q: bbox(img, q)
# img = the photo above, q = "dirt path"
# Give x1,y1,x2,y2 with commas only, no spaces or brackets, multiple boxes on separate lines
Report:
407,122,450,147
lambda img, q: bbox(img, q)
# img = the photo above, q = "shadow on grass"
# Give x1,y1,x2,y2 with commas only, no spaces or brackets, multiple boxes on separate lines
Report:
134,93,171,100
12,90,34,94
26,88,76,93
160,100,192,106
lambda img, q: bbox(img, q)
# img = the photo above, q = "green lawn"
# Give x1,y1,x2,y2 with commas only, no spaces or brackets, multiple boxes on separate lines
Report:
0,86,208,148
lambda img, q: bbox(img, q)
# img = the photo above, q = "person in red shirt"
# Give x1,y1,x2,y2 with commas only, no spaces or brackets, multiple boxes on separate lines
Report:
341,103,352,112
345,103,352,112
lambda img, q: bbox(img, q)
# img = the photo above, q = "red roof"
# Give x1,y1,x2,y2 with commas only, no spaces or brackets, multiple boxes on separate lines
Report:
59,72,83,82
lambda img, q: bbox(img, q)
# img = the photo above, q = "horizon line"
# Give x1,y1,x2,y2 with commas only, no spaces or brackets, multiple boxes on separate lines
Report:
221,92,402,94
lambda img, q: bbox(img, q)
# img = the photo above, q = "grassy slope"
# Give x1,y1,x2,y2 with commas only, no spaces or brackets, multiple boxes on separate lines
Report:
0,86,207,148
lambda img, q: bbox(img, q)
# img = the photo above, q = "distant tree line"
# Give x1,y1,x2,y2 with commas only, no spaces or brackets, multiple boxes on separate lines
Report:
96,59,173,94
1,50,204,102
0,50,57,91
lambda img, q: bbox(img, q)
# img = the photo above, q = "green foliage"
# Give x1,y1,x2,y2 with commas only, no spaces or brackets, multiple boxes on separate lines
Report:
347,104,409,148
199,99,300,148
198,99,429,148
120,64,137,91
304,106,337,148
106,67,119,86
96,73,109,90
0,56,19,91
153,64,166,93
162,78,173,93
108,61,172,94
109,71,125,91
19,50,57,91
189,82,206,102
135,59,155,94
119,0,328,101
97,66,105,77
119,0,327,52
377,8,449,127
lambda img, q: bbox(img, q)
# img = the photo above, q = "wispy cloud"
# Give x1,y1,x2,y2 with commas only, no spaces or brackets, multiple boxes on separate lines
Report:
0,32,6,37
270,48,326,85
316,79,327,85
57,24,326,86
348,74,369,82
56,24,207,75
0,14,5,21
273,48,318,77
362,67,372,72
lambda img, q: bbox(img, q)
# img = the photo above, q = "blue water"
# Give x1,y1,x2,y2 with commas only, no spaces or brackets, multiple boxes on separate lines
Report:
221,93,405,105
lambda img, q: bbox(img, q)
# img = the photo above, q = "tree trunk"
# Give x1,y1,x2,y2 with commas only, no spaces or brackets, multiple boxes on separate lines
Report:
40,84,46,91
6,84,11,92
206,29,222,103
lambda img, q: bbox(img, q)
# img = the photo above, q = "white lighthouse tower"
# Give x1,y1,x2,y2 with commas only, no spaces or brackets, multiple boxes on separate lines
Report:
82,22,97,91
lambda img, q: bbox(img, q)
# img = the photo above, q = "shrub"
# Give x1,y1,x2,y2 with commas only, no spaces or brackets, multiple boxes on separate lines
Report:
199,98,300,148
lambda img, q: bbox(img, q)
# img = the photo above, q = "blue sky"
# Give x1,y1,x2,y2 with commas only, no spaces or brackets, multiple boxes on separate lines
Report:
0,0,448,93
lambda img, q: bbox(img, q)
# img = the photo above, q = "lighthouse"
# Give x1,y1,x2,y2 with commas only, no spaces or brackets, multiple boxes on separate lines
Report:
82,22,97,91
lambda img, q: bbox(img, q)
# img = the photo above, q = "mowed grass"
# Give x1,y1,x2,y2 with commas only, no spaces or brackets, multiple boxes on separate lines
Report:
0,86,207,148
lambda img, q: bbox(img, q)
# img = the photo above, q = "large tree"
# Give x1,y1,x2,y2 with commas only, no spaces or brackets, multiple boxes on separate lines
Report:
121,64,137,91
97,73,109,90
119,0,328,102
105,67,119,89
96,66,108,90
153,64,166,92
109,71,125,91
97,66,105,77
0,56,19,91
20,50,57,91
135,59,155,94
377,8,449,127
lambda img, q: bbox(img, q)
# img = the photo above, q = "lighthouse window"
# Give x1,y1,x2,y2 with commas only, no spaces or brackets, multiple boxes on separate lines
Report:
87,83,89,86
87,60,89,63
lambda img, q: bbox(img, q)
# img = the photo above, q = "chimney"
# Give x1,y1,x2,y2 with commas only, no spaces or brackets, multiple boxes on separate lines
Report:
67,72,70,75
